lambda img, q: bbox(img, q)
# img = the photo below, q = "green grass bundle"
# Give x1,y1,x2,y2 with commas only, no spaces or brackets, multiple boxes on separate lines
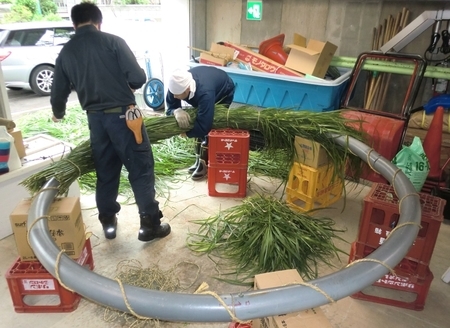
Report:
186,194,348,284
20,105,365,195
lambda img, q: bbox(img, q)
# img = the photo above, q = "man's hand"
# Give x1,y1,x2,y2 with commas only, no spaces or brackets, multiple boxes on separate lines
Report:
52,115,63,123
173,108,190,129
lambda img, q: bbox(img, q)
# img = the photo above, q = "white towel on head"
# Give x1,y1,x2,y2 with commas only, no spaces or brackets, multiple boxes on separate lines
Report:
168,69,193,95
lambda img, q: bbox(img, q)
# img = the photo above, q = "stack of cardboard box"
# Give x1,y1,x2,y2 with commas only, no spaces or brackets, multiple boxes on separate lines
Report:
197,33,337,79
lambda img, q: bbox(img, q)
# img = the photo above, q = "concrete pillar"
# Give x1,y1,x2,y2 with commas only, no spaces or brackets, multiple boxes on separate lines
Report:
160,0,190,105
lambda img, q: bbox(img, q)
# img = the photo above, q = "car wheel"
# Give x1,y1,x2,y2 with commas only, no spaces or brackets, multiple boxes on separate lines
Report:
30,65,54,96
7,87,23,91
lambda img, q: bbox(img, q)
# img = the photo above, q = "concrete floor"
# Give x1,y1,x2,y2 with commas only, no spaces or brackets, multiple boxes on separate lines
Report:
1,174,450,328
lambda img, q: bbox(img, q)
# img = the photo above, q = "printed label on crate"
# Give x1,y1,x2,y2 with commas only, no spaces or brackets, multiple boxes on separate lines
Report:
373,226,416,247
220,169,236,180
220,138,239,150
376,274,416,290
22,279,56,291
373,227,390,245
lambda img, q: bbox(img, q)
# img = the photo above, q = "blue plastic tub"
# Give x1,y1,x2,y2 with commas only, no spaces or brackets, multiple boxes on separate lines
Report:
189,62,351,112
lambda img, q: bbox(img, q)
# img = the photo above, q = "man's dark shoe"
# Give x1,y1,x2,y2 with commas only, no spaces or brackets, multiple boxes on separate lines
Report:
99,215,117,239
138,222,171,242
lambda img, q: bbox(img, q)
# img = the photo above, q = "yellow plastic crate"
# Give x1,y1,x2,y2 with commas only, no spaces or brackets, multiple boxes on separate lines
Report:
286,162,343,212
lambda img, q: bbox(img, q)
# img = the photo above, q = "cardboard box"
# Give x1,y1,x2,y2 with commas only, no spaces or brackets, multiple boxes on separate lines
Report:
253,269,332,328
222,41,304,77
285,33,337,79
294,136,329,168
10,129,26,159
199,43,236,67
10,197,86,261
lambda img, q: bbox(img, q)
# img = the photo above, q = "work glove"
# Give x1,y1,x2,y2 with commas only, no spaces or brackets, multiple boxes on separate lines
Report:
173,108,191,128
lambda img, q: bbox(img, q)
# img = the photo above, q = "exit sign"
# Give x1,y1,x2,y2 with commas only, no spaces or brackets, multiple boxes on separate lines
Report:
246,1,263,21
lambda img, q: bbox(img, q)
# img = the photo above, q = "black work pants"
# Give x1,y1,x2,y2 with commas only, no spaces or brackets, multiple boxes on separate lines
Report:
87,108,161,225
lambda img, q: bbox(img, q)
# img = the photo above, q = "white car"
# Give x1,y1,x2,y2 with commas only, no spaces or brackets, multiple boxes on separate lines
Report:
0,21,75,96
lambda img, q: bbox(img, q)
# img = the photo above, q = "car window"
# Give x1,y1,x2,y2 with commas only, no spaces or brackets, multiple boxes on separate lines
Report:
54,27,75,45
0,30,8,45
4,27,74,47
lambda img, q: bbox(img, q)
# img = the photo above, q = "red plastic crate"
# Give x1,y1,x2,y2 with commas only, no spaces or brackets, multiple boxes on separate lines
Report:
350,266,433,311
5,238,94,313
342,110,406,184
357,183,444,266
208,129,250,166
349,240,433,311
349,241,429,282
208,165,247,198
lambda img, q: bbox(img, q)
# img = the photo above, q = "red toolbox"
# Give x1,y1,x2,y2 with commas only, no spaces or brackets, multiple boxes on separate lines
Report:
357,183,444,269
5,238,94,313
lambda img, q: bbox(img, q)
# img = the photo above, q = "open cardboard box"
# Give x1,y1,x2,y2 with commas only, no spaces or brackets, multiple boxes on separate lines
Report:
294,136,329,168
253,269,332,328
286,33,337,79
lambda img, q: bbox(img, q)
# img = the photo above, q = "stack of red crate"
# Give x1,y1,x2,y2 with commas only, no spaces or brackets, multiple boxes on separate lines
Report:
5,238,94,313
349,183,445,310
207,129,250,198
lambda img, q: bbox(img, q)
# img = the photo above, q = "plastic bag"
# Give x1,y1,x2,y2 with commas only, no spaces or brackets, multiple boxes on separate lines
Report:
392,136,430,192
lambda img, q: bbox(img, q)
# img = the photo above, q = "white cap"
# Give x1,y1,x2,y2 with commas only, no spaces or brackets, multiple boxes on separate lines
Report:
168,69,193,95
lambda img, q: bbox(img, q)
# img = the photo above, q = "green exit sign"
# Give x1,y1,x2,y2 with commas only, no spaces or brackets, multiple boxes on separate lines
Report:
246,1,263,21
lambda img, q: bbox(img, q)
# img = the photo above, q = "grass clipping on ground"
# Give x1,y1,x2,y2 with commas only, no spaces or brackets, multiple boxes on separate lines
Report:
187,194,348,285
20,105,365,195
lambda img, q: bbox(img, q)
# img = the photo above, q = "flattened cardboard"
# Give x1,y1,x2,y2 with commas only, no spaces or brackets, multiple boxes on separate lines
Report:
10,197,86,261
253,269,332,328
199,43,236,67
10,129,26,159
294,136,329,168
222,41,304,77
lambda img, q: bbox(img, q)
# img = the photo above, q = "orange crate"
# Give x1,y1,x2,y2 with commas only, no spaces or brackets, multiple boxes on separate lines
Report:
286,162,343,211
5,238,94,313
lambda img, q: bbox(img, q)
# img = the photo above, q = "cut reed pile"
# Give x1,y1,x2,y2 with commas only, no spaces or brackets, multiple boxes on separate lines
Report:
20,105,364,195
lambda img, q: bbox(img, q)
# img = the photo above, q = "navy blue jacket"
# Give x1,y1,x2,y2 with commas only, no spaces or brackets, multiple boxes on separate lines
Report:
51,25,146,118
166,66,235,138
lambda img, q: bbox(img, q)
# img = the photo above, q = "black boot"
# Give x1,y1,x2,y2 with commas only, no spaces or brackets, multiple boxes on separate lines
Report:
192,137,208,180
188,139,202,173
99,214,118,240
138,212,171,242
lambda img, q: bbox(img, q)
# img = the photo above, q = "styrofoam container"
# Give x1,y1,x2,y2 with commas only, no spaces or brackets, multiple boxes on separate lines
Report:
188,61,351,111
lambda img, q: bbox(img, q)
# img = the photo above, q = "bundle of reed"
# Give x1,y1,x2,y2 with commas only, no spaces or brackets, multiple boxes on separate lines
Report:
365,7,410,110
187,194,348,283
20,105,365,195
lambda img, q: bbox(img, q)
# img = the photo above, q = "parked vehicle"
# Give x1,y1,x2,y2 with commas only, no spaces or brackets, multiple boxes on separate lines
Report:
0,21,75,96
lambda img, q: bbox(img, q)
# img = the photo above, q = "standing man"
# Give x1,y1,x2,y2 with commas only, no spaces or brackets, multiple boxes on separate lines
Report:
166,65,235,180
51,2,170,242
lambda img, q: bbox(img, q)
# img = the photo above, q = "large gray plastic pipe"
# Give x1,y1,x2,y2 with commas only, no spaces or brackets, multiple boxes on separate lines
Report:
27,134,421,322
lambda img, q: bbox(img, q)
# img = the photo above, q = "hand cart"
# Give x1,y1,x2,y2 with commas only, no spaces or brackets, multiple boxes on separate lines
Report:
142,51,165,111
